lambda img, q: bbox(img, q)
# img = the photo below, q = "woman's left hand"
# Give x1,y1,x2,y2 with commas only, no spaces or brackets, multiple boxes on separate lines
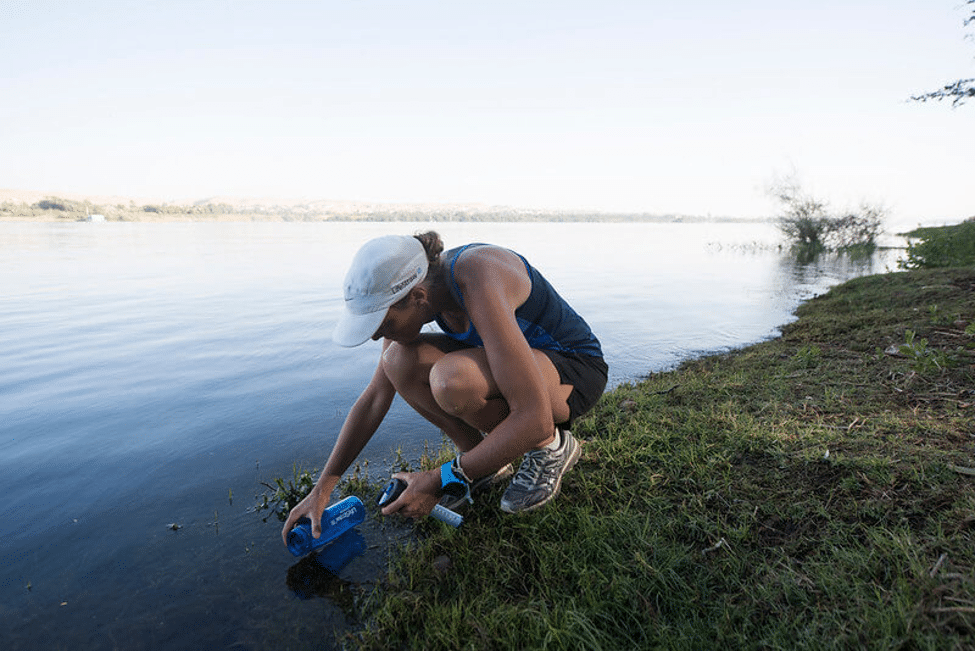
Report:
381,469,442,519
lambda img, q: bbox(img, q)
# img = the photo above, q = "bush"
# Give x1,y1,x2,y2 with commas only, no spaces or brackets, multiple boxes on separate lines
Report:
899,218,975,269
34,199,68,211
769,178,884,251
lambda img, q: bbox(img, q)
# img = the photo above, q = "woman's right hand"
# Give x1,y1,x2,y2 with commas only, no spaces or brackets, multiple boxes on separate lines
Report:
280,481,335,546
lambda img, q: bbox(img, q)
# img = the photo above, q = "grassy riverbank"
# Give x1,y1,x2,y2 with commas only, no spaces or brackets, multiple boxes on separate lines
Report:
339,261,973,650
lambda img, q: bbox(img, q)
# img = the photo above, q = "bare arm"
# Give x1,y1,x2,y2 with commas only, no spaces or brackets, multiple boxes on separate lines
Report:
452,248,555,477
281,345,396,544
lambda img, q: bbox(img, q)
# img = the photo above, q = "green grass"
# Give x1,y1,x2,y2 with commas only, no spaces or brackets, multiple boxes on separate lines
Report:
900,218,975,270
337,260,974,651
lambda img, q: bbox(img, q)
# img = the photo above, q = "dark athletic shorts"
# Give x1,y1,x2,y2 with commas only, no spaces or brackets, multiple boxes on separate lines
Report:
539,350,608,426
426,334,608,427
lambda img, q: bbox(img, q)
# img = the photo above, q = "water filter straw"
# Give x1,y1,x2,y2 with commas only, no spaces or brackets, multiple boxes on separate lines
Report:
429,502,463,527
286,495,366,557
377,478,463,528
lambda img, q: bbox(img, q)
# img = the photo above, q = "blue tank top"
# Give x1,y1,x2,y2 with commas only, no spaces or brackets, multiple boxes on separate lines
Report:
434,244,603,358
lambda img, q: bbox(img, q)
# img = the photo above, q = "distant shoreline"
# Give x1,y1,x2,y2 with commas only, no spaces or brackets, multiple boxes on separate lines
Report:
0,212,771,224
0,188,768,224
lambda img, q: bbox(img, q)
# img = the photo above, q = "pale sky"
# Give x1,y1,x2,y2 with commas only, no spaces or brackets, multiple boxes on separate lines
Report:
1,0,973,226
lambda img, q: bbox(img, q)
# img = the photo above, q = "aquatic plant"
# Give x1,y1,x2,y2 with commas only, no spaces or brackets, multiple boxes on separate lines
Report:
254,463,318,522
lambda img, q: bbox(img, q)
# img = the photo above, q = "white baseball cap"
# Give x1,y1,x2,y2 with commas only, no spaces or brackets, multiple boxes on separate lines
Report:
332,235,429,347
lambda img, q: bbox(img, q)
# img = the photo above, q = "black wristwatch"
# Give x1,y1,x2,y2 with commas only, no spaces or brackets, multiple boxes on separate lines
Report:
440,459,471,500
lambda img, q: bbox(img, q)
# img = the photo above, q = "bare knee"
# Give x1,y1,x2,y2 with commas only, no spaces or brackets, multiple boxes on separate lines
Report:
429,355,490,418
381,341,424,392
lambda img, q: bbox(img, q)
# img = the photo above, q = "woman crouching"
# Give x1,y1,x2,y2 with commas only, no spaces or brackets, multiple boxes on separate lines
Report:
282,231,607,543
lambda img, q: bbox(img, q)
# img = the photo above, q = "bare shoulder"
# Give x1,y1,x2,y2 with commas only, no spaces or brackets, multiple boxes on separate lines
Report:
453,245,526,284
455,245,532,305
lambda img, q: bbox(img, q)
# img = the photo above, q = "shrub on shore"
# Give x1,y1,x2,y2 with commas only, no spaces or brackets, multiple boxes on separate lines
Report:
900,218,975,270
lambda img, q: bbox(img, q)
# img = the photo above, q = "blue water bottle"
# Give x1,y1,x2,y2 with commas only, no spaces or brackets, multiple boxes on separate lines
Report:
286,496,366,557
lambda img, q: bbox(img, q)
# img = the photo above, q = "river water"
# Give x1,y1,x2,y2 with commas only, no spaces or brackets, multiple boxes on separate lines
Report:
0,220,901,649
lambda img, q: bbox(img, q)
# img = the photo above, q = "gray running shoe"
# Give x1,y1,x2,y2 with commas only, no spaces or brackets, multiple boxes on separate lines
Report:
500,429,581,514
439,463,514,512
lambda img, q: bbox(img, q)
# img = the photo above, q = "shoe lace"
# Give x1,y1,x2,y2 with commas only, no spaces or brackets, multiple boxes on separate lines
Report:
509,449,547,489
